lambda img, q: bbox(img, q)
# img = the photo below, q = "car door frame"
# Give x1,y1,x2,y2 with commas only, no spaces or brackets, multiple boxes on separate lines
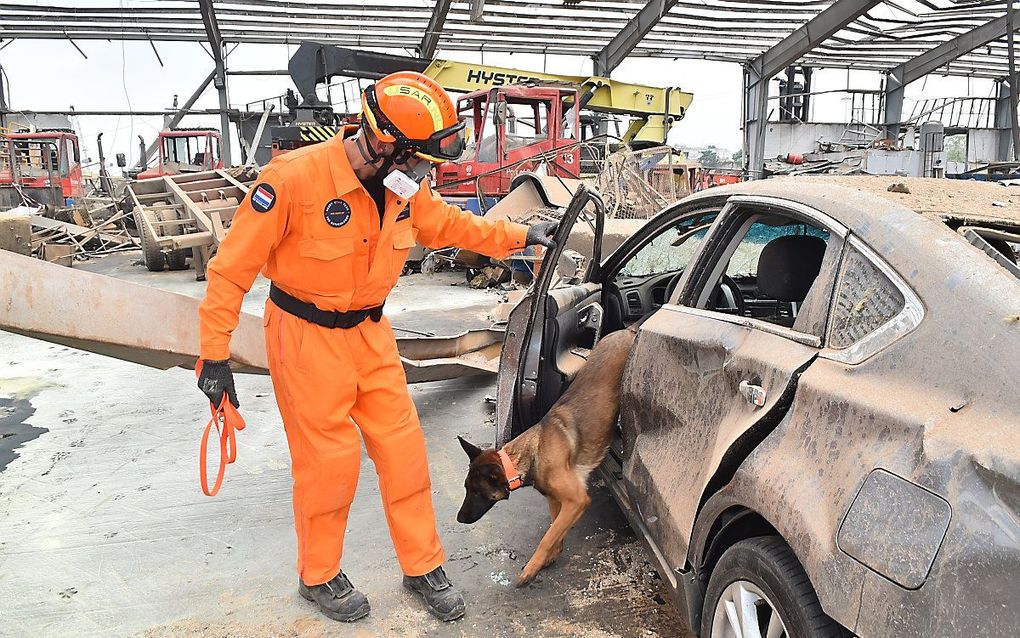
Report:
495,184,606,445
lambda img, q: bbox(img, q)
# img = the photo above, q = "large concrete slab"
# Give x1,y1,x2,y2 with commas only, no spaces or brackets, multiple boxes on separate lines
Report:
0,253,687,637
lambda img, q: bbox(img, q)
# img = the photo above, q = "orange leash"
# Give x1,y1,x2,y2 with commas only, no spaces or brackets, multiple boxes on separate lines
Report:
198,397,247,497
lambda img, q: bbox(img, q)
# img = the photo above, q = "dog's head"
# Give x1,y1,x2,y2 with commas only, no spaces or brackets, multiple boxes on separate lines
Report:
456,436,511,524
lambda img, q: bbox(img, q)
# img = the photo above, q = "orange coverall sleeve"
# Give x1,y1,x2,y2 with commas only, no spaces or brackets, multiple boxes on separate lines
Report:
198,166,291,361
411,182,528,260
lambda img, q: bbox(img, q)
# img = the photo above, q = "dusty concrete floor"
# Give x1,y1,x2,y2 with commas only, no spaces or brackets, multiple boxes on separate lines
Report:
0,253,686,638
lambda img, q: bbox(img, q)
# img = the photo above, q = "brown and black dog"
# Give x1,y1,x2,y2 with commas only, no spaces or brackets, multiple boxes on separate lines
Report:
457,326,637,586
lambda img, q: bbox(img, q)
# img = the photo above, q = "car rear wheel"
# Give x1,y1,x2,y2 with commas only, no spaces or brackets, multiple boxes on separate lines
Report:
703,536,846,638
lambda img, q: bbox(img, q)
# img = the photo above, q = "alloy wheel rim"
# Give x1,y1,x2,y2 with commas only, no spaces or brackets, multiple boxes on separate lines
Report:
711,579,788,638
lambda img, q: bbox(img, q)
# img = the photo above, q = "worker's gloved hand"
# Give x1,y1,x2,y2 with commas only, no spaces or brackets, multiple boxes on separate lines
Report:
197,359,239,408
525,221,559,249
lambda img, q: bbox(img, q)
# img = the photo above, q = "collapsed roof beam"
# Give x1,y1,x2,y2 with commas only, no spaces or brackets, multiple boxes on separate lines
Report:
198,0,232,165
418,0,453,59
883,14,1020,138
593,0,679,76
743,0,881,179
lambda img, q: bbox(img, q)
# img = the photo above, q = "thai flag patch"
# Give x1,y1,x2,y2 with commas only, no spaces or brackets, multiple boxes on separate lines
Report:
250,183,276,213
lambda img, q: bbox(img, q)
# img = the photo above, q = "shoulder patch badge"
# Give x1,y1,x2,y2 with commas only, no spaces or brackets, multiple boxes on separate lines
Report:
324,199,352,228
250,183,276,213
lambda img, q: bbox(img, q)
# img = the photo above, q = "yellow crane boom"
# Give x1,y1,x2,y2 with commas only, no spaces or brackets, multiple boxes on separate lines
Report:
422,59,693,145
287,42,694,145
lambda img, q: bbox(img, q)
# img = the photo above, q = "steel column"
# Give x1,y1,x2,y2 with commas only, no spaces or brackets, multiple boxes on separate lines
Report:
743,0,880,178
0,63,7,130
199,0,232,165
994,79,1014,160
1008,0,1020,161
469,0,485,23
883,15,1020,139
418,0,453,59
593,0,679,76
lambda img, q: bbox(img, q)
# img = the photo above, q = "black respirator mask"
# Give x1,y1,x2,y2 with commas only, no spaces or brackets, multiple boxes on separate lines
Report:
355,121,434,198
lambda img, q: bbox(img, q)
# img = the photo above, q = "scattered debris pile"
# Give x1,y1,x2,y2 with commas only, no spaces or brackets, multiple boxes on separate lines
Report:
595,145,700,219
0,174,139,266
765,141,867,177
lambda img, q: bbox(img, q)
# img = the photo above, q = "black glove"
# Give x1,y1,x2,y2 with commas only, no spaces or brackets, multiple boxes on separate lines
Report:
525,221,559,249
197,359,239,408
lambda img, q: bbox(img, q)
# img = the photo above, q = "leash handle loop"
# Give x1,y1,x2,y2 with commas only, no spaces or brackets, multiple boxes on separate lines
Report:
199,397,247,497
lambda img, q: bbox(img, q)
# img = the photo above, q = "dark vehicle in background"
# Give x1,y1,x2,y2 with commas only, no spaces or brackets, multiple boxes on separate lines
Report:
497,176,1020,637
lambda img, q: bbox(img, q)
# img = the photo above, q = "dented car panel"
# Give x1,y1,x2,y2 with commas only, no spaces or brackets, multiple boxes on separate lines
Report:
618,306,818,569
500,176,1020,636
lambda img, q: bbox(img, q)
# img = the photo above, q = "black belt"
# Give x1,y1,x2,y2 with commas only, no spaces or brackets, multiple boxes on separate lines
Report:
270,283,383,329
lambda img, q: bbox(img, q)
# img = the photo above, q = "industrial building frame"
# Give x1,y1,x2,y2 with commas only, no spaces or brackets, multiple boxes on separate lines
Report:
1,0,1018,176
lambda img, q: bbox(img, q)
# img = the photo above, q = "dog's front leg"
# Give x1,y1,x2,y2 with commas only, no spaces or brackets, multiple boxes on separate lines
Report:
517,489,590,587
545,497,564,566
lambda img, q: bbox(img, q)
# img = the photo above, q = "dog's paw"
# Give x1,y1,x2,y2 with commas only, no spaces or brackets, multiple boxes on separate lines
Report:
543,543,563,567
516,564,540,588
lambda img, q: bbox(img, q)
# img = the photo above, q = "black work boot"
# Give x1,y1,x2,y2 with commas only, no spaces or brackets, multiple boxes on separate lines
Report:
298,571,370,622
403,565,465,621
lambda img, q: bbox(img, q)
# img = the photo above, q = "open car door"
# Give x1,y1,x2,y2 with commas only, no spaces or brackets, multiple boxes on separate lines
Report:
495,185,605,446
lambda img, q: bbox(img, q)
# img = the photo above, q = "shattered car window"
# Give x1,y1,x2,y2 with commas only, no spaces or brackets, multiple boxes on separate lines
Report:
828,245,905,349
727,223,830,277
619,213,717,277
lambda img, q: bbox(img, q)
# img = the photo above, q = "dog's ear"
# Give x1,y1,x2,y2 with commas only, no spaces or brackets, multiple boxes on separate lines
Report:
458,436,483,461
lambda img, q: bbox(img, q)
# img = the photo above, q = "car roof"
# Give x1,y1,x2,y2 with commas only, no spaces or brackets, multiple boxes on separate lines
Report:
686,175,1020,231
677,175,1020,316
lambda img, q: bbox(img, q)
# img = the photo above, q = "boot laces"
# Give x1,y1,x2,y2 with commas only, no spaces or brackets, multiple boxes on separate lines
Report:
325,572,353,598
423,566,451,591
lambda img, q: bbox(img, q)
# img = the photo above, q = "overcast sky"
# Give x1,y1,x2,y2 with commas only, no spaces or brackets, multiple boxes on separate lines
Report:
0,36,998,169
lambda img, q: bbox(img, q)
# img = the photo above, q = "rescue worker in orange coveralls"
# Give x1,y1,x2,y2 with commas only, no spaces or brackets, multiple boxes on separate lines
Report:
194,72,557,623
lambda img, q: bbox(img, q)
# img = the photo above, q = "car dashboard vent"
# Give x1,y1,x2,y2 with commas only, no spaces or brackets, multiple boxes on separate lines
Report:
626,291,642,314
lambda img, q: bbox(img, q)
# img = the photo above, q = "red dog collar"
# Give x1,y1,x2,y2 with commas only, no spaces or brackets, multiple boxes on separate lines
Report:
497,448,523,491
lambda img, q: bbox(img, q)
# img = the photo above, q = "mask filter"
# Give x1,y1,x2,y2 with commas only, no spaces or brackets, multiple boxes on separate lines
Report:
384,161,432,199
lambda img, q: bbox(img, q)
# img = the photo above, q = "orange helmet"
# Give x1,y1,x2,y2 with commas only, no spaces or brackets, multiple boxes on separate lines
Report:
361,71,466,163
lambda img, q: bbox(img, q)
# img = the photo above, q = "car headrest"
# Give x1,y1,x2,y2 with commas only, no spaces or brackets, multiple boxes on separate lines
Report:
757,235,827,302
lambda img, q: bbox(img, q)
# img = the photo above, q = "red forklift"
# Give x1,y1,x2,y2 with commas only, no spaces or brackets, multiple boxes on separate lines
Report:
435,85,581,210
0,128,83,208
134,128,222,180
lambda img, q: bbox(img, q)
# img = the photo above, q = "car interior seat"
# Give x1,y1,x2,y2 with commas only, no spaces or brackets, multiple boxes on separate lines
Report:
756,234,827,327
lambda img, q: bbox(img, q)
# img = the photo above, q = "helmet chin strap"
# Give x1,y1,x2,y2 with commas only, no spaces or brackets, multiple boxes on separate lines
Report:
355,122,389,167
356,121,422,177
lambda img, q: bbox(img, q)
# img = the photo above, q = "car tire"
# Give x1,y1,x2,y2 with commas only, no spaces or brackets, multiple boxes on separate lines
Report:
702,536,846,638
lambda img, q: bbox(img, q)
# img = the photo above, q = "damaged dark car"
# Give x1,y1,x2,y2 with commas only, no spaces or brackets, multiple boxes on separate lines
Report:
497,175,1020,637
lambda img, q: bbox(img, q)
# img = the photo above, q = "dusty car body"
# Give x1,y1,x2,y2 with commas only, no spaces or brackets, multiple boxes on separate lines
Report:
497,176,1020,637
